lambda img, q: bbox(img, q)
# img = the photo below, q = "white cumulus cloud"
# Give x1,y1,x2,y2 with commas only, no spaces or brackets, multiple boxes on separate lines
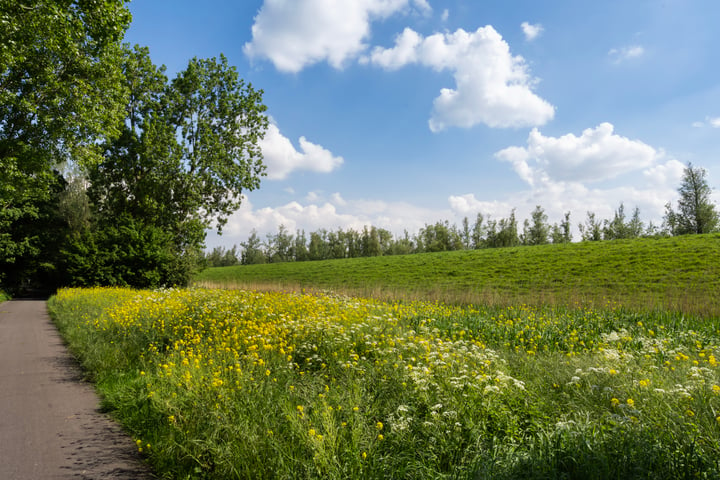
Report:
260,122,344,180
495,123,659,186
521,22,543,41
365,26,555,130
243,0,431,73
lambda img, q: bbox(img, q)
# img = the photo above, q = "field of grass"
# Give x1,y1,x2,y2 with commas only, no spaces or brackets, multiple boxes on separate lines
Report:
195,234,720,317
49,287,720,479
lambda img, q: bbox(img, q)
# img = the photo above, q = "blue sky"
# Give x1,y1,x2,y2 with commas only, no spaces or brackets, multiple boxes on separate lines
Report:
125,0,720,248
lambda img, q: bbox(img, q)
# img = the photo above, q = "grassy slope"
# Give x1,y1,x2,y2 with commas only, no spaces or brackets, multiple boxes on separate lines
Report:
195,234,720,315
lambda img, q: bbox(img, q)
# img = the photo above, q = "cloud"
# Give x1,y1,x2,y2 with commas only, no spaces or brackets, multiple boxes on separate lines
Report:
330,192,347,206
608,45,645,63
365,26,555,130
448,194,512,216
692,116,720,128
243,0,431,73
208,148,683,250
521,22,543,41
260,122,344,180
205,194,448,249
483,124,683,235
440,9,449,22
642,159,685,186
448,171,680,240
495,123,659,186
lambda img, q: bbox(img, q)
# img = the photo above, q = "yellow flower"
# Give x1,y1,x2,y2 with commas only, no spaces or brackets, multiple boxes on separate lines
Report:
626,398,634,408
712,384,720,395
377,434,384,441
376,421,383,430
611,398,620,407
361,451,367,460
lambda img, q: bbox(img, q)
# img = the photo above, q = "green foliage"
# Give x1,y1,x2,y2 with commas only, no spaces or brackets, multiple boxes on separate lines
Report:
197,233,720,317
550,211,572,244
0,0,131,290
203,245,241,268
603,203,645,240
579,211,603,241
417,221,463,252
0,170,69,292
0,1,130,164
665,163,719,235
480,210,520,248
61,215,199,288
168,54,268,232
521,205,550,246
241,229,267,265
82,46,268,287
49,288,720,479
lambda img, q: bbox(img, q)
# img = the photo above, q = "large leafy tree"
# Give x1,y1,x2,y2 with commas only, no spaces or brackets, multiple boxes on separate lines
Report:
0,0,131,288
80,47,268,286
664,163,719,235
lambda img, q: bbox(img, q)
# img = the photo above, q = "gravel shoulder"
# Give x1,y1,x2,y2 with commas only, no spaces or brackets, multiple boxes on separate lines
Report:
0,299,156,479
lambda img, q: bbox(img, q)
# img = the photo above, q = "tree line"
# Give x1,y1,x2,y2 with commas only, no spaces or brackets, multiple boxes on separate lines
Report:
1,2,267,293
204,162,719,267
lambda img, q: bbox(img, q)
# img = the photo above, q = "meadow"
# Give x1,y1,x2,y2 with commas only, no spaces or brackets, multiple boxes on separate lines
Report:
49,286,720,479
195,234,720,317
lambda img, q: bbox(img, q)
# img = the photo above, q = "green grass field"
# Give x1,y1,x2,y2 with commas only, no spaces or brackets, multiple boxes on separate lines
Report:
46,234,720,478
195,234,720,317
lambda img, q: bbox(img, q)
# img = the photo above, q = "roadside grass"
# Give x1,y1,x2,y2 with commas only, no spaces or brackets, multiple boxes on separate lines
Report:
0,290,10,303
49,287,720,479
195,234,720,317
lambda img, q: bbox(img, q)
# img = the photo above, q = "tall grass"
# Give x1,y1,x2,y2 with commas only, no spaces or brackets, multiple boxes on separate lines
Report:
194,278,719,320
49,287,720,479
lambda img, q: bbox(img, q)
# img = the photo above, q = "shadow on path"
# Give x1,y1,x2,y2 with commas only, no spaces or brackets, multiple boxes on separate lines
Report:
0,300,156,479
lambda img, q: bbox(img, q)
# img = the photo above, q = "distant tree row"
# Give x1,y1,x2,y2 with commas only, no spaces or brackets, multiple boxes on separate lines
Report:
204,163,719,267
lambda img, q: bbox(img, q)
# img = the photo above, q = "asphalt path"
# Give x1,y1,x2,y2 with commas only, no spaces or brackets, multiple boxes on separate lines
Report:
0,299,156,479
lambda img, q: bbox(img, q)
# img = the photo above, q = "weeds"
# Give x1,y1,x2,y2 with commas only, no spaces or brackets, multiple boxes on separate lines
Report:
49,287,720,479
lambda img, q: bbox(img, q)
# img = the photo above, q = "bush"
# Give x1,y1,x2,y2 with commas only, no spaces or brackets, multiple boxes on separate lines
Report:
60,215,199,288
